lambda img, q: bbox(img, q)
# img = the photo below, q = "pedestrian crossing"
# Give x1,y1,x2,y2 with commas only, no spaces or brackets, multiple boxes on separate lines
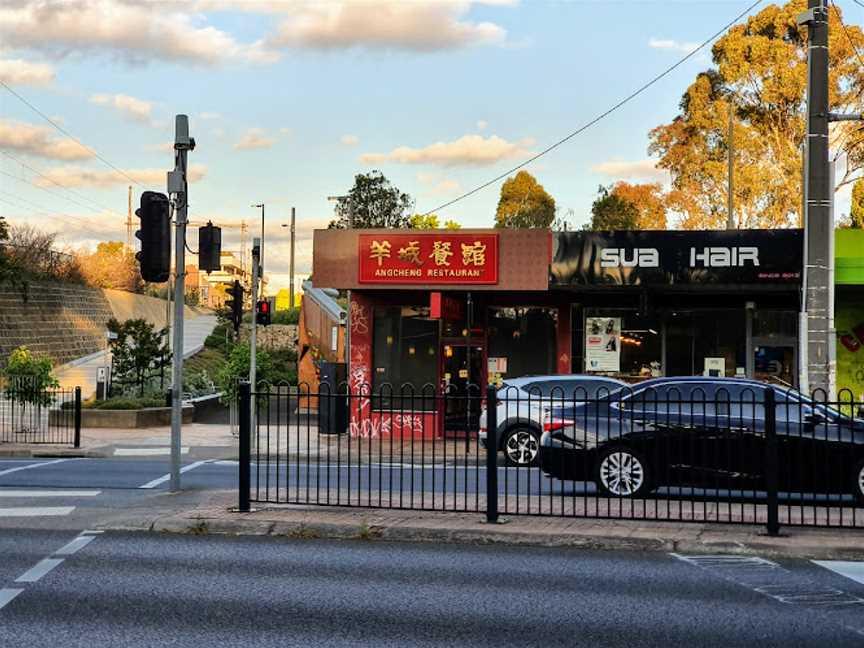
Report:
0,488,101,518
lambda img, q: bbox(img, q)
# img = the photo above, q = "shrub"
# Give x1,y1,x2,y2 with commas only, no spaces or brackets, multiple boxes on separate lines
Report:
2,346,59,409
272,307,300,325
107,318,171,397
85,396,166,410
215,342,274,403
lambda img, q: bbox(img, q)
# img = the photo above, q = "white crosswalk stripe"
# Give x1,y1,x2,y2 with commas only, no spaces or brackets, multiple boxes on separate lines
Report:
0,486,103,518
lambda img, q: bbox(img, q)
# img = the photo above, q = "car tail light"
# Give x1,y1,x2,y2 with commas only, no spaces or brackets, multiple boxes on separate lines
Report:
543,418,573,432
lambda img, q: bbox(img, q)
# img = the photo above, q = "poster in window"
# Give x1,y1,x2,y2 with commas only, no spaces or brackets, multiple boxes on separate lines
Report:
585,317,621,372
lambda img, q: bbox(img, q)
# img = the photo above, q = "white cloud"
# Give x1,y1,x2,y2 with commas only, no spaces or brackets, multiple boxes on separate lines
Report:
0,0,279,65
361,134,533,166
267,1,508,51
340,134,359,146
416,171,462,195
33,164,208,188
90,93,154,124
476,120,488,131
591,158,668,183
0,118,93,161
198,111,222,120
279,127,292,136
233,128,274,151
0,58,54,85
648,38,699,54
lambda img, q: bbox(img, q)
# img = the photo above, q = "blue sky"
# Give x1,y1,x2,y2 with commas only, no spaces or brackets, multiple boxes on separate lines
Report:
0,0,861,293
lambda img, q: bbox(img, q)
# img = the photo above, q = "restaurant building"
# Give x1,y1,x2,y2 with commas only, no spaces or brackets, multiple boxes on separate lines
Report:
312,227,811,438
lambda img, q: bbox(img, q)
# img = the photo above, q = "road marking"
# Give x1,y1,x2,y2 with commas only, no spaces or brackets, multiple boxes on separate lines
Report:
0,507,76,517
81,530,104,535
0,459,69,477
114,447,189,457
814,561,864,587
138,460,212,489
15,558,64,583
54,535,96,556
0,589,23,610
0,490,101,498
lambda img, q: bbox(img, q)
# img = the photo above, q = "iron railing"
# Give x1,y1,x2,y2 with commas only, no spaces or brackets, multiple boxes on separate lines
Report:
0,381,81,447
238,381,864,534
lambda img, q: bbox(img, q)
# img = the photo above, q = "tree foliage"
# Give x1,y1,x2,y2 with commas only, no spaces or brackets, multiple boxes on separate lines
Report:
648,0,864,229
850,178,864,229
2,346,59,409
495,171,556,228
609,182,667,229
77,241,141,292
107,318,171,397
587,185,639,230
408,214,462,229
328,171,414,229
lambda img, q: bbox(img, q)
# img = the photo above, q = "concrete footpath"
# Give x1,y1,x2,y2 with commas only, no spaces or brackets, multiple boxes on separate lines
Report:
98,488,864,561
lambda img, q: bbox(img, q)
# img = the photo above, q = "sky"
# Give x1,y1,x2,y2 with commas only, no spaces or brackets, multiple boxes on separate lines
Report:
0,0,862,294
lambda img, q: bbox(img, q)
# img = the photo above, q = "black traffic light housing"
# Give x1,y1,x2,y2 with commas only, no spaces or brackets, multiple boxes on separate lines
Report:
134,191,171,283
256,299,271,326
198,221,222,273
226,280,244,333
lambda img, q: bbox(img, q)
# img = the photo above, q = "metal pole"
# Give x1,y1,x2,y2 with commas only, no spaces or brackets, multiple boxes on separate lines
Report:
250,238,260,431
727,99,735,230
346,198,354,365
289,207,296,308
168,114,194,492
764,387,780,536
485,384,499,523
800,1,832,397
73,386,81,449
238,381,251,512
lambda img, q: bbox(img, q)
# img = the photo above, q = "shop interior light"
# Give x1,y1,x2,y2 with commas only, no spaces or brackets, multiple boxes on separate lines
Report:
386,335,394,346
428,346,435,356
444,345,453,358
408,346,416,356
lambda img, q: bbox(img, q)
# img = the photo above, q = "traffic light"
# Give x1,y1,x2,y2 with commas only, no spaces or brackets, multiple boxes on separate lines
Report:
225,280,244,333
198,221,222,273
256,299,271,326
134,191,171,283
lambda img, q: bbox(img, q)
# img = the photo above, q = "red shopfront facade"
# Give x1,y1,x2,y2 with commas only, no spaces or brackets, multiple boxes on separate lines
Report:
313,228,560,439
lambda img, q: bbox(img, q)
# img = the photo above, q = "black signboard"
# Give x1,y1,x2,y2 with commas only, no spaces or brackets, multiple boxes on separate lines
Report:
550,229,803,287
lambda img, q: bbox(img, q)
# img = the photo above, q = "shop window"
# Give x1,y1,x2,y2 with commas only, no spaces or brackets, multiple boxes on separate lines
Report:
666,310,746,378
584,310,662,379
372,306,439,408
753,310,798,339
487,307,557,380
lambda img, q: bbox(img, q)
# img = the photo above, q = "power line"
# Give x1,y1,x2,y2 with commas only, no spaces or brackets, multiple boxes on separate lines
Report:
0,79,145,188
421,0,765,216
0,168,125,219
0,150,125,218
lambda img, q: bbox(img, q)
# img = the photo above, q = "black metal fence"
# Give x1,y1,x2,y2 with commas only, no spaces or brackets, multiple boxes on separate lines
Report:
0,382,81,447
238,381,864,533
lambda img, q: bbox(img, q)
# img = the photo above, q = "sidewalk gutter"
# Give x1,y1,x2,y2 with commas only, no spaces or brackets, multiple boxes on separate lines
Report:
0,446,110,458
97,490,864,561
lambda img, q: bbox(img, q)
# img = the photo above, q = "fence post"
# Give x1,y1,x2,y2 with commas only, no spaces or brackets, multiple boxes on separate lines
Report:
73,386,82,449
238,381,251,513
764,387,779,536
485,384,499,523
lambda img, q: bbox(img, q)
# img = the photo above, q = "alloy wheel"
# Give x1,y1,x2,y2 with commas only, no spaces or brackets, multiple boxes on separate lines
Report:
599,451,645,496
504,430,539,466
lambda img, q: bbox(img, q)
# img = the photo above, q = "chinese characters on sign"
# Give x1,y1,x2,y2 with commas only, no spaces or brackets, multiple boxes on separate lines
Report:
359,234,498,284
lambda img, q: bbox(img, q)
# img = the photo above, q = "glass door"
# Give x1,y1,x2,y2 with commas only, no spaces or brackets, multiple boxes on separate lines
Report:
441,343,484,436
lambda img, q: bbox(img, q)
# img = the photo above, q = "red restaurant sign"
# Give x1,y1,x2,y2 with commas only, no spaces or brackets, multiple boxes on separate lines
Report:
358,233,498,284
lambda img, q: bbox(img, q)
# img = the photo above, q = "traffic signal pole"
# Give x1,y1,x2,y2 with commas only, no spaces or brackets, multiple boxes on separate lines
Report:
167,115,195,492
249,238,260,434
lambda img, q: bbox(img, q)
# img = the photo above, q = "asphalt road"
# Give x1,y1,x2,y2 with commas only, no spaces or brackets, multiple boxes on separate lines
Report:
1,532,864,647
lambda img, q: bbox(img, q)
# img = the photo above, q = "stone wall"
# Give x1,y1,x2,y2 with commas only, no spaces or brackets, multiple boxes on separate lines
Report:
0,281,114,365
240,324,298,351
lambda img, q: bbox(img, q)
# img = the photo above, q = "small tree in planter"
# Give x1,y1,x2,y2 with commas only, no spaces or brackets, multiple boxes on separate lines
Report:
107,318,172,398
2,346,59,434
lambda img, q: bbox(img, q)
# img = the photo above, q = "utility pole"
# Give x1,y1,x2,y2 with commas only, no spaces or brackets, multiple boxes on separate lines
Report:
289,207,296,308
250,238,260,431
727,100,735,230
327,195,354,364
167,115,195,491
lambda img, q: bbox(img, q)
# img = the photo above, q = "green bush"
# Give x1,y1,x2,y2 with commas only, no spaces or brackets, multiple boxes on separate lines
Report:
204,323,231,352
84,396,166,410
2,346,59,408
271,307,300,325
216,342,275,403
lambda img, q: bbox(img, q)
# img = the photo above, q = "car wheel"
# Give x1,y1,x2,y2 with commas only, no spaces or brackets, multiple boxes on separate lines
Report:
595,446,651,498
502,427,540,467
854,459,864,506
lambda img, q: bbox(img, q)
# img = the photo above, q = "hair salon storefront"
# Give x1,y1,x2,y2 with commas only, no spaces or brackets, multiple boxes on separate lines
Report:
312,227,804,438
